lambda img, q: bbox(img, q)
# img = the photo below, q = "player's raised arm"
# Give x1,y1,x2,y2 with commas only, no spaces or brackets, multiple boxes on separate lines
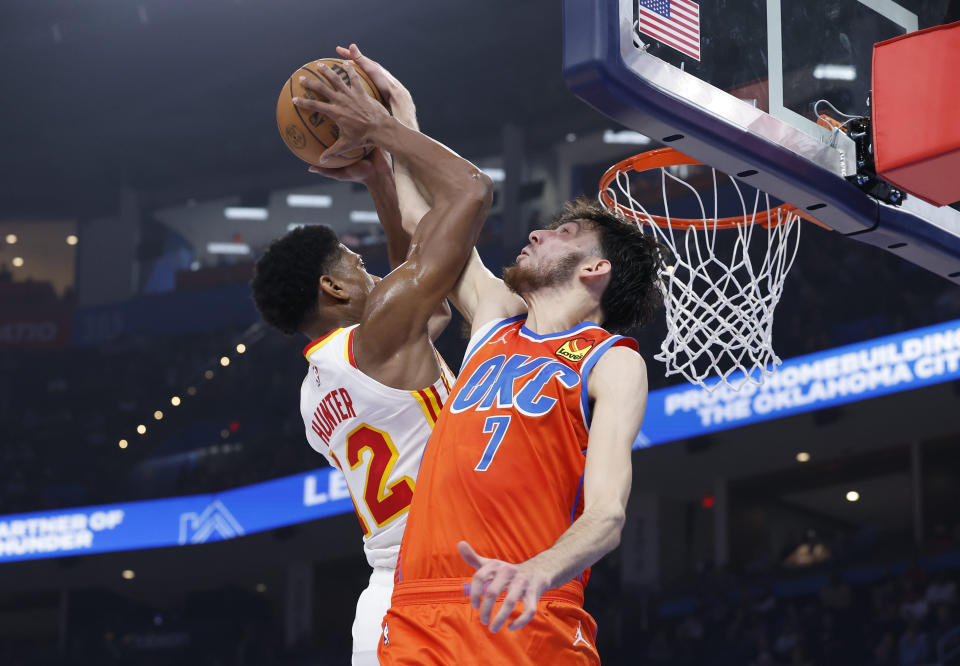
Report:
306,148,410,270
459,345,647,633
338,44,526,333
293,61,492,376
307,146,451,341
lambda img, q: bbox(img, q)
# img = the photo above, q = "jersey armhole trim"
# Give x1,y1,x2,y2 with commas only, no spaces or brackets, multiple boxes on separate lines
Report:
578,336,639,430
411,386,444,427
344,327,359,369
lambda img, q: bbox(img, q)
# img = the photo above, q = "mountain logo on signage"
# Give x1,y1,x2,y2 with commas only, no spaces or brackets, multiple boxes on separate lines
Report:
178,500,245,545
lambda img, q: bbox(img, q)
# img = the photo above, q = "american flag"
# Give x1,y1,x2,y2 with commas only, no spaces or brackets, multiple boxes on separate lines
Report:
637,0,701,62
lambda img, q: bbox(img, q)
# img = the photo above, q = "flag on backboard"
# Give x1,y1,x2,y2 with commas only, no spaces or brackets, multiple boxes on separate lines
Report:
636,0,701,61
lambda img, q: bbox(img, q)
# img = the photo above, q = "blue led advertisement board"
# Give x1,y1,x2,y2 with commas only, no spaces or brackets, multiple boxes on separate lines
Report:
4,318,959,563
634,318,960,447
0,467,352,563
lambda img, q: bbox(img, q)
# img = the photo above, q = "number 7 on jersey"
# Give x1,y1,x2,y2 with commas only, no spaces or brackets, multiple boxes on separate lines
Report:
474,415,511,471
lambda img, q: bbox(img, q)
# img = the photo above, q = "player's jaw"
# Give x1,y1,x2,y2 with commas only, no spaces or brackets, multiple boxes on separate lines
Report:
503,252,584,296
318,246,378,319
503,222,601,296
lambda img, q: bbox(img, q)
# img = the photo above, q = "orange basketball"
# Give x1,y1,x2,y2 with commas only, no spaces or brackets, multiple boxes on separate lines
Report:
276,58,384,169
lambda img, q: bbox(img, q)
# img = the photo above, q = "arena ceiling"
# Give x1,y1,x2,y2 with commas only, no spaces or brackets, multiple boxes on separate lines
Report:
0,0,603,219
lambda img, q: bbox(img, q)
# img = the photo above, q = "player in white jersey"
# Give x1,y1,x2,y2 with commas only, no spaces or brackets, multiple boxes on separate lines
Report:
252,55,493,665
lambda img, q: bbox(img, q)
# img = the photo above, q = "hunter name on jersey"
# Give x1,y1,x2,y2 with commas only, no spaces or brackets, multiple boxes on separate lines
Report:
310,387,357,446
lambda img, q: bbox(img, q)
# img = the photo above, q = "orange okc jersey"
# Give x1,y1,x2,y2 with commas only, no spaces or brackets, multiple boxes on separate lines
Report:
397,316,637,584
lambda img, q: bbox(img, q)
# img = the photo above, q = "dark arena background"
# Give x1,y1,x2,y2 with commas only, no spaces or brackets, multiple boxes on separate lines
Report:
3,1,960,664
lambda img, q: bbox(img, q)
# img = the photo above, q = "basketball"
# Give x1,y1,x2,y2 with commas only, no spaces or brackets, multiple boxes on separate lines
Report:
276,58,384,169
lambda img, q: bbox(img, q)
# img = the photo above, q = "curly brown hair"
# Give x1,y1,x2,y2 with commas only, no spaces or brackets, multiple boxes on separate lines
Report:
250,225,343,335
547,197,666,333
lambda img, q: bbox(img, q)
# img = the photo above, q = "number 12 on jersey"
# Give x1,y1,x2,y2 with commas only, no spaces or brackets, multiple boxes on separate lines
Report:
474,415,511,471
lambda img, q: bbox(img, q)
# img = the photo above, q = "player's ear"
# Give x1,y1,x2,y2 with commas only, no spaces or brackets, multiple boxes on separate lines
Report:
580,257,611,278
318,275,350,302
579,258,611,292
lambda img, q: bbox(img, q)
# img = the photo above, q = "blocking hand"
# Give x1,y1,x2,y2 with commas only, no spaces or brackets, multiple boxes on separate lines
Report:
293,61,390,164
334,43,414,118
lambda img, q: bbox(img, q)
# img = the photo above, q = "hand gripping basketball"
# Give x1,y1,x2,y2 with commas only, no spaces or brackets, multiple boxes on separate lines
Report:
293,62,390,165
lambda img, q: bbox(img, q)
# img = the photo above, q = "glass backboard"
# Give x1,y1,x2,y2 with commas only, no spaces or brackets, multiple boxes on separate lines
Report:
563,0,960,283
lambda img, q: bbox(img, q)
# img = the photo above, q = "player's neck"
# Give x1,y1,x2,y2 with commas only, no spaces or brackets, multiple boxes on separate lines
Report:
522,288,604,335
301,311,361,341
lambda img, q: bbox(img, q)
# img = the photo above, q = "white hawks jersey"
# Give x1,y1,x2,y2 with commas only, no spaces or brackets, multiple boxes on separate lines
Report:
299,325,455,569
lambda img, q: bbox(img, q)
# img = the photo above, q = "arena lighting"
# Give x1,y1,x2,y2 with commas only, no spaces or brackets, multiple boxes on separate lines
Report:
236,343,246,354
481,168,506,182
122,570,135,580
66,234,78,246
186,386,197,395
204,370,214,380
846,490,860,502
153,410,163,421
255,583,267,593
4,234,16,244
170,396,181,406
136,424,147,435
11,257,23,268
207,242,251,255
813,64,857,81
118,439,128,449
603,129,651,145
286,193,332,208
796,451,811,462
349,210,380,224
220,356,230,367
223,207,268,220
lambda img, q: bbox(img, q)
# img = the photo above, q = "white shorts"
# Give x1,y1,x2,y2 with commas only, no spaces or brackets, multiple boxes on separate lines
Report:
352,566,395,666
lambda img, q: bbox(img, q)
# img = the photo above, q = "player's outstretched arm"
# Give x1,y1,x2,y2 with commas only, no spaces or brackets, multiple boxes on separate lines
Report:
306,148,409,269
294,63,492,385
459,346,647,632
338,44,525,334
308,148,451,341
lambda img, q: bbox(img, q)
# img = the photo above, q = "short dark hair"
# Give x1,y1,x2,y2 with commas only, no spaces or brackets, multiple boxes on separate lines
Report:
250,225,342,335
548,197,665,333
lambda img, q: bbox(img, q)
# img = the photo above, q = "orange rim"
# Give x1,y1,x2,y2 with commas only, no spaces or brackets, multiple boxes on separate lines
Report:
599,147,824,230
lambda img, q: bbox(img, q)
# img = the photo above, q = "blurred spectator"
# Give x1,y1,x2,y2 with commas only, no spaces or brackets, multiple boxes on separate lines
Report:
925,570,957,606
897,622,929,665
872,631,895,665
819,573,852,613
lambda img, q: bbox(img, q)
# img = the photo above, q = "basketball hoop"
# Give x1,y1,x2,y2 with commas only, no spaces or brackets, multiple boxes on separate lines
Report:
599,147,812,391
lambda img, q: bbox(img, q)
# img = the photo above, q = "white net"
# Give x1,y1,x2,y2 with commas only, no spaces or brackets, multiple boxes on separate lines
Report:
601,161,801,392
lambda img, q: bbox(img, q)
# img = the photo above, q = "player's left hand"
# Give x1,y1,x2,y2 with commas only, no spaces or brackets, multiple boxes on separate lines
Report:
307,147,392,184
293,61,389,163
458,540,550,633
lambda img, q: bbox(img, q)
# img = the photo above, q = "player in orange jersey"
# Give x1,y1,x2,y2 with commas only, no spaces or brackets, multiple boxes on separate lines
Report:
334,47,665,666
252,58,492,665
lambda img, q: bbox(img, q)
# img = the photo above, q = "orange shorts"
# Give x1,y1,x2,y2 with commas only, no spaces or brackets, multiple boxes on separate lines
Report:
377,577,601,665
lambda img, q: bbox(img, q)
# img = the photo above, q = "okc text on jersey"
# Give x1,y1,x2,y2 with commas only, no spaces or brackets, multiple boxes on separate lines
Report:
449,354,580,417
